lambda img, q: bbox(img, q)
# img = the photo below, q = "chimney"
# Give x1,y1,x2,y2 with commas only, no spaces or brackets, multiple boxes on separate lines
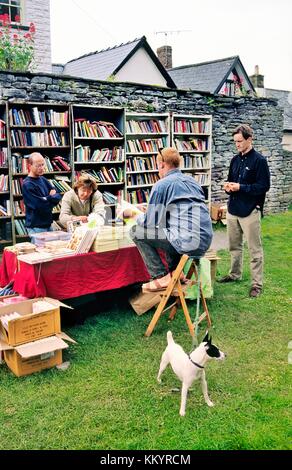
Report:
157,45,172,69
249,65,264,88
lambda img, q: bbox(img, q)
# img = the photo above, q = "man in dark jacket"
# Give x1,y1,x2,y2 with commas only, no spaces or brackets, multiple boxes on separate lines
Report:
218,124,270,297
22,152,61,236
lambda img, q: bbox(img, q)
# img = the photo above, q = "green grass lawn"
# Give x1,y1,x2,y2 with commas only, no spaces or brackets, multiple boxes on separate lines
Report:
0,210,291,450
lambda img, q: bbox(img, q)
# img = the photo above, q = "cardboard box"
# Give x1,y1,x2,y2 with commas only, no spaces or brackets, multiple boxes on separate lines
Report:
129,291,162,315
0,333,76,377
0,297,71,347
211,203,227,221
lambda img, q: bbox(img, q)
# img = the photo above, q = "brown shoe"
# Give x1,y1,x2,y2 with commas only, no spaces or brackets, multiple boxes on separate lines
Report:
249,286,262,298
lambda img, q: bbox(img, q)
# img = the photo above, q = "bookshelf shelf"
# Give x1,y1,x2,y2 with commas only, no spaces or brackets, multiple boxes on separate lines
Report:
72,105,126,220
7,101,72,243
125,112,170,204
172,114,212,207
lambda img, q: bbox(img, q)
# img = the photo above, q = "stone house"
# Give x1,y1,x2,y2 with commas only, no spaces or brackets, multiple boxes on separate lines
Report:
53,36,176,89
0,0,52,73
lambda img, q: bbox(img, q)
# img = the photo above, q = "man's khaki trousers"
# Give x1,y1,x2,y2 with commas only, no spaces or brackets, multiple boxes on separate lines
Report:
226,208,263,288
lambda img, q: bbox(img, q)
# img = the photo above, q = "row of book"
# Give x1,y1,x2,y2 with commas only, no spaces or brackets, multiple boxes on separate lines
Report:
126,188,151,204
193,173,210,185
0,119,6,139
9,107,69,127
174,119,209,134
102,190,122,205
14,219,29,236
0,201,11,216
0,147,8,167
126,137,167,154
127,173,159,187
126,119,167,134
13,200,25,216
126,155,158,173
12,178,24,196
174,138,209,152
76,166,123,184
10,129,69,147
74,119,123,139
0,174,9,192
49,178,71,193
181,155,210,169
11,154,71,174
74,145,124,162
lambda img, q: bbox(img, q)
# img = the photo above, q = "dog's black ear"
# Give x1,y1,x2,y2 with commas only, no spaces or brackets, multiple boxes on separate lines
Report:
203,331,210,343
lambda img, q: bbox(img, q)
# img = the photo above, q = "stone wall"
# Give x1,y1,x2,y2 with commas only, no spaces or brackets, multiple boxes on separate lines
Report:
24,0,52,73
0,70,291,213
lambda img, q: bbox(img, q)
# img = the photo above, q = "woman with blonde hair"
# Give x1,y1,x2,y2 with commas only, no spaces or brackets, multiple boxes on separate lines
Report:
59,174,105,229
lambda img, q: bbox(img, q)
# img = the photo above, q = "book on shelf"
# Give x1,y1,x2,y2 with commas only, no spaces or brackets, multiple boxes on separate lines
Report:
74,119,122,139
12,107,69,127
0,119,6,139
0,147,8,167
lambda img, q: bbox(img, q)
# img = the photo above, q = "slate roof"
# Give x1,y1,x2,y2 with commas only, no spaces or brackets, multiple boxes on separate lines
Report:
62,36,176,88
168,56,254,94
265,88,292,131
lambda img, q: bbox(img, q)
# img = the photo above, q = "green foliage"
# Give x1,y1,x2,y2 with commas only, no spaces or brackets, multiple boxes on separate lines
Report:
0,211,291,449
0,14,36,72
107,74,116,82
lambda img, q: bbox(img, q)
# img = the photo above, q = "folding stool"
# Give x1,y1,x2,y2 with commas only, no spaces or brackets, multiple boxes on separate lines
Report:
144,254,211,337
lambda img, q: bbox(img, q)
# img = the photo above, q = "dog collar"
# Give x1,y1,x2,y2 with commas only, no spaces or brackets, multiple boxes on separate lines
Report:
188,355,204,369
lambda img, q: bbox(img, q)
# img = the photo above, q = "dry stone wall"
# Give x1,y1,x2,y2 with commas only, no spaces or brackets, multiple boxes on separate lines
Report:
0,70,290,213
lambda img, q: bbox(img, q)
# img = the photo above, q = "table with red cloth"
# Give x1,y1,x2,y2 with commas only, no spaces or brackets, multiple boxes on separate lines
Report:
0,247,150,300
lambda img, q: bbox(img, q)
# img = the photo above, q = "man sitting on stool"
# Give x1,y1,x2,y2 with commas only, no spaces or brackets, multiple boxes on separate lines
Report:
129,147,213,292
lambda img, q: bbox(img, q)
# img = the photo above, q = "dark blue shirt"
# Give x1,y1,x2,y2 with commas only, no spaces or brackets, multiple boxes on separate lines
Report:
137,169,213,257
22,176,61,228
227,148,270,217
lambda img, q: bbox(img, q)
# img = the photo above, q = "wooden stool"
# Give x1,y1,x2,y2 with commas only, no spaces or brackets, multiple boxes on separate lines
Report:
144,254,211,337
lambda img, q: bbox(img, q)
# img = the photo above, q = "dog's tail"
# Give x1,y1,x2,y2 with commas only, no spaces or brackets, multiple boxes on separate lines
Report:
167,331,174,345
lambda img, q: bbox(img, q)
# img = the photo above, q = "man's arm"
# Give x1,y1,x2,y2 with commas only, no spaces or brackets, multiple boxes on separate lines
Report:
91,192,106,224
23,181,60,211
59,191,74,226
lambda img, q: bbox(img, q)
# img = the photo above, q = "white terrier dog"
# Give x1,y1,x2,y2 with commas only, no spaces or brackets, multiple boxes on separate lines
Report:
157,331,226,416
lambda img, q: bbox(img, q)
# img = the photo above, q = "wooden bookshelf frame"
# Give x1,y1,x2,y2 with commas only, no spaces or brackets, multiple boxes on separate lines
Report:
172,113,212,208
125,112,170,204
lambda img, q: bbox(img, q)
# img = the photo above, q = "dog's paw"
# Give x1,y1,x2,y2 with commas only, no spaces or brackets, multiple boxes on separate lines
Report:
157,377,162,384
179,410,185,417
207,401,214,407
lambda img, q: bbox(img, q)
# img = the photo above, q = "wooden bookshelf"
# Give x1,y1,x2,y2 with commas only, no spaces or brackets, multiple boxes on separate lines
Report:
71,104,125,220
125,112,170,204
0,102,13,250
172,114,212,207
7,101,72,242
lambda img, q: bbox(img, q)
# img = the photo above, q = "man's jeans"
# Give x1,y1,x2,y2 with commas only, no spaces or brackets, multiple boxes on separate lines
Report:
27,225,53,238
130,224,181,279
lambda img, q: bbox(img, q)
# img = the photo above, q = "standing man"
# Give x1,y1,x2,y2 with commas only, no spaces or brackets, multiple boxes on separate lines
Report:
218,124,270,297
22,152,62,236
129,147,213,292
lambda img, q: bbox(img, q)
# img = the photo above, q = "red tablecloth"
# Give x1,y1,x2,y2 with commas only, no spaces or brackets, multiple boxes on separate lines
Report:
0,247,150,300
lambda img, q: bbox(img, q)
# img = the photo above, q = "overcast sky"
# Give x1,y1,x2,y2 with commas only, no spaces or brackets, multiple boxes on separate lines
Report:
50,0,292,91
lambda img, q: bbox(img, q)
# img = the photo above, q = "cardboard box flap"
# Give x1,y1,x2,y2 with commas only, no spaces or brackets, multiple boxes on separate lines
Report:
15,336,69,358
43,297,73,310
0,337,14,352
56,332,77,344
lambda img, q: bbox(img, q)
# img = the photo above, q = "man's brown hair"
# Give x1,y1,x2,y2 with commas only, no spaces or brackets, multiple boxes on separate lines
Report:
232,124,253,140
158,147,181,168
